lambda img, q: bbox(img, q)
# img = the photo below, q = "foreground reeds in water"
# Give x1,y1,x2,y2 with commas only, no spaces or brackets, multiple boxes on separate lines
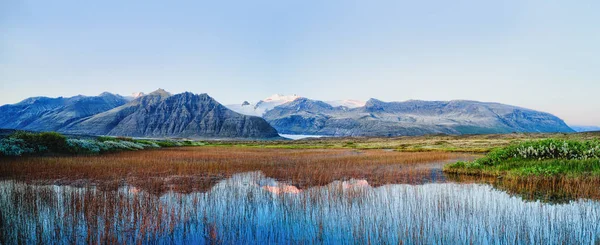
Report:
1,172,599,244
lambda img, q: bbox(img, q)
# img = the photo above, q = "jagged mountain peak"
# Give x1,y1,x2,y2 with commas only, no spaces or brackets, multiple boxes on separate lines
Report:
0,93,129,131
365,98,385,106
148,88,172,97
60,91,279,139
99,92,115,97
131,92,145,98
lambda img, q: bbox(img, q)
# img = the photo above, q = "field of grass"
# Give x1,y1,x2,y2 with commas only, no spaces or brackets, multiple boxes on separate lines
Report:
205,131,600,152
0,147,471,194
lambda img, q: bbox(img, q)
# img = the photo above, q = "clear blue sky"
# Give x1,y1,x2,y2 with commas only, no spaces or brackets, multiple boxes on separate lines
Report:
1,0,599,125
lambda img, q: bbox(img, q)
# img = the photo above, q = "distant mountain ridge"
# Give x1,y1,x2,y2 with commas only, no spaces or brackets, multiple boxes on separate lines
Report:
0,91,575,138
0,90,280,139
226,94,301,117
0,92,129,131
569,125,600,132
226,94,365,116
263,97,574,136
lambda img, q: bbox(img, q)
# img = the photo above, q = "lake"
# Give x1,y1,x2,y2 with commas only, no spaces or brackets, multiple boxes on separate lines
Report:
1,172,599,244
0,148,598,244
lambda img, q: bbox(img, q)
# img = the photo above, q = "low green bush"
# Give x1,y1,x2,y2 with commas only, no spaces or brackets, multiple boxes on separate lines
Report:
474,139,600,167
0,138,37,156
9,131,68,153
1,131,205,156
445,139,600,177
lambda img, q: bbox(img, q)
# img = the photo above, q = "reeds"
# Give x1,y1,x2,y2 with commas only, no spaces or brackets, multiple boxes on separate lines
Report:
0,147,469,193
1,173,598,244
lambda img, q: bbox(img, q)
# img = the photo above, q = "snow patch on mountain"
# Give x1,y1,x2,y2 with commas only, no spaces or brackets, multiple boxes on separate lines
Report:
227,94,367,116
226,94,301,116
325,99,366,108
132,92,145,98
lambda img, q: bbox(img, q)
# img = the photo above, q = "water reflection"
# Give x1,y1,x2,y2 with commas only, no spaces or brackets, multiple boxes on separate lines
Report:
1,172,598,244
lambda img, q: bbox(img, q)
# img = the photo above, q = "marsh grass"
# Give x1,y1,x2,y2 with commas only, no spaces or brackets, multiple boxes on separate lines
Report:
1,173,598,244
447,174,600,203
0,147,468,194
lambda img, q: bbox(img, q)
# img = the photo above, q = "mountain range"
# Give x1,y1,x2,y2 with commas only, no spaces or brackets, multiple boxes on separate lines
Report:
569,125,600,132
0,92,129,132
226,94,366,117
0,91,575,138
0,89,279,139
260,97,574,136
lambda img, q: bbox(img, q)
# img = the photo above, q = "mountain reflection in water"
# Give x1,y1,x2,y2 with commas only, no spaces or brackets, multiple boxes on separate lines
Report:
1,172,598,244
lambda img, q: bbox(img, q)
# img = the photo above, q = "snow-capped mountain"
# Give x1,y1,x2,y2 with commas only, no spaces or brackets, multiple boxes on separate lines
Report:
131,92,145,98
226,94,301,116
263,98,575,136
325,99,366,108
226,94,366,116
124,92,146,101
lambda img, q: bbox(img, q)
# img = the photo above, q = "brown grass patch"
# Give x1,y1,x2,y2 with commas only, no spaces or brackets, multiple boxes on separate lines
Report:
0,147,471,194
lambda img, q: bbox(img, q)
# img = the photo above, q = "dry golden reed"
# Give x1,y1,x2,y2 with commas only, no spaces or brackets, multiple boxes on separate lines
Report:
0,147,469,194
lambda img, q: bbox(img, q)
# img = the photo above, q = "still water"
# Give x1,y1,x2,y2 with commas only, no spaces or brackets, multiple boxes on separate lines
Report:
1,171,599,244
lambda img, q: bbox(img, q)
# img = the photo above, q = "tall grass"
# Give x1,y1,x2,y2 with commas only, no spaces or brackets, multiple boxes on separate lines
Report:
1,173,598,244
0,147,467,193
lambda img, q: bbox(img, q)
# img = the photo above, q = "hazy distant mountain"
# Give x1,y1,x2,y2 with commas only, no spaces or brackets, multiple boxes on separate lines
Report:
263,98,575,136
226,94,301,117
569,125,600,132
325,99,366,108
226,94,366,116
0,92,128,131
61,89,280,139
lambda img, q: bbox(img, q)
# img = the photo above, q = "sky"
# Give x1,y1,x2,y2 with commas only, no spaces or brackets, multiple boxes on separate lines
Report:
1,0,599,125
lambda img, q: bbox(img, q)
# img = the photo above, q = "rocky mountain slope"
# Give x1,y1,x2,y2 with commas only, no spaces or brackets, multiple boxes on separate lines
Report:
0,92,128,131
263,98,574,136
61,89,280,139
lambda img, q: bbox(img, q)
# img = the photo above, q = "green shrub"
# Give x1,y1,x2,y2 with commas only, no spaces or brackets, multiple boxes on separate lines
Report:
66,139,102,154
0,138,36,156
474,139,600,167
2,131,204,156
97,136,116,142
9,131,68,153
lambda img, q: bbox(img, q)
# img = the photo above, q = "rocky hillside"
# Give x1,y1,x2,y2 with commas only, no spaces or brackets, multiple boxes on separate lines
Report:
61,89,280,139
263,98,574,136
0,92,128,131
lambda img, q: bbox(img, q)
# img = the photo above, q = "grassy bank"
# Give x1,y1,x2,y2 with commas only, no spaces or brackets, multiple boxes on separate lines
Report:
205,132,600,152
0,131,204,156
444,139,600,178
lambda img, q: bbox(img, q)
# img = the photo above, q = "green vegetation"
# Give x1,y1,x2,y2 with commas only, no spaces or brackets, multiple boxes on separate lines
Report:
0,131,204,156
444,139,600,177
201,132,600,152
